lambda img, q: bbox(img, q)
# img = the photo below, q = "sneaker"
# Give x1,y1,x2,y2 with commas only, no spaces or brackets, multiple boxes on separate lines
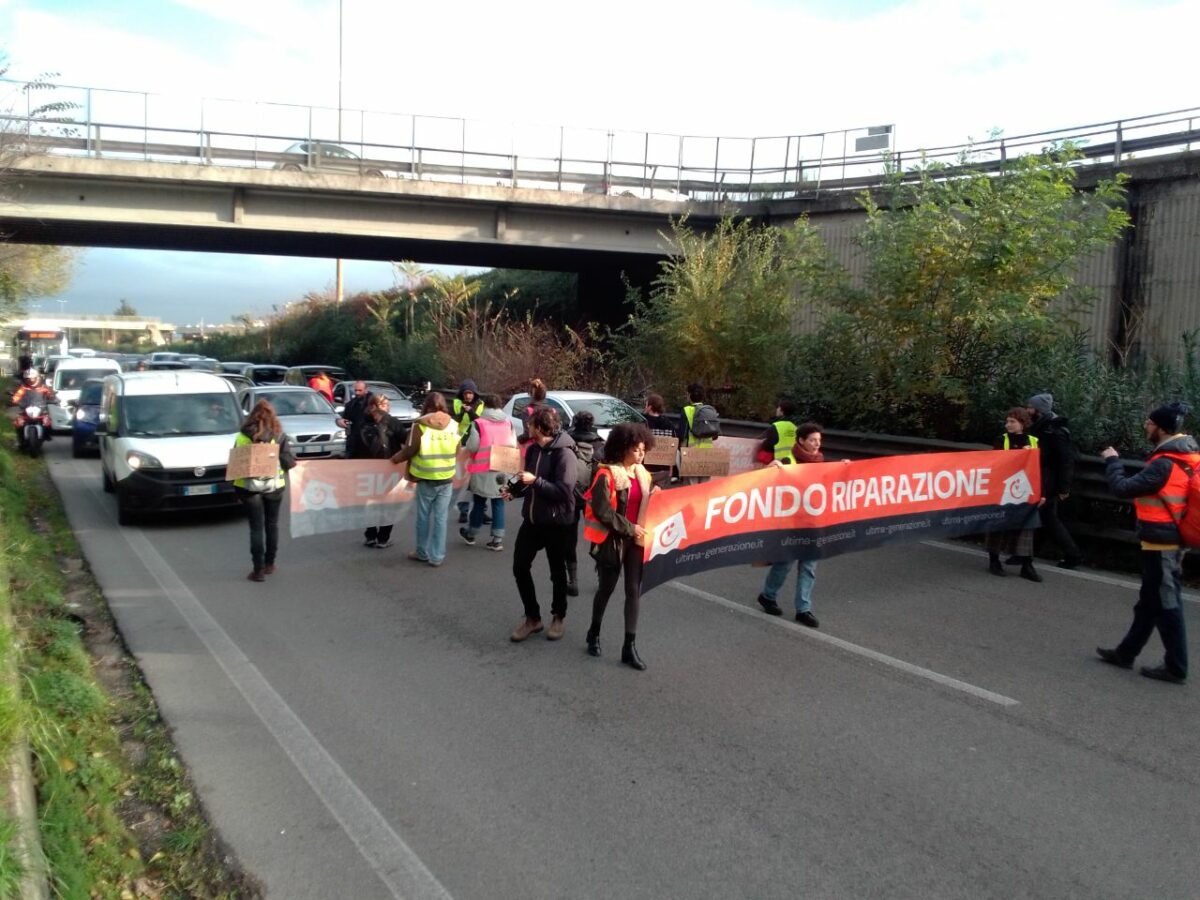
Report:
756,594,783,616
1140,665,1186,684
510,618,544,642
364,538,377,548
485,539,504,552
427,559,443,568
546,615,566,640
459,527,476,546
375,540,393,549
407,551,429,563
247,570,265,583
263,564,277,575
795,611,820,628
1096,647,1133,669
1019,562,1043,583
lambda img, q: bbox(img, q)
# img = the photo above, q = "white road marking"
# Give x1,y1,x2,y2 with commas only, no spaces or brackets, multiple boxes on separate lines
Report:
922,539,1200,605
72,461,452,900
668,581,1020,708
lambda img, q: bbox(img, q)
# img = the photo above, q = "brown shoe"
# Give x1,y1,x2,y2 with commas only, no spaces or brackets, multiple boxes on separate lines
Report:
263,564,276,575
247,570,265,583
510,618,543,642
546,615,566,641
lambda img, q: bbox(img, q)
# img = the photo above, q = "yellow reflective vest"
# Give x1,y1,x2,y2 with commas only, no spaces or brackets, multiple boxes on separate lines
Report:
683,404,714,448
232,432,286,491
772,420,797,462
408,420,460,481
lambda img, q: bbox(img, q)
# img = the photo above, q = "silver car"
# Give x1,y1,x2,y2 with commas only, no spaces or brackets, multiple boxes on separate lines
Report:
501,390,645,441
274,141,384,177
237,385,347,459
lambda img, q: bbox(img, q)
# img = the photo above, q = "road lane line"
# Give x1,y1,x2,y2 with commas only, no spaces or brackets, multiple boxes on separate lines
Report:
668,581,1020,708
70,463,453,900
922,540,1200,605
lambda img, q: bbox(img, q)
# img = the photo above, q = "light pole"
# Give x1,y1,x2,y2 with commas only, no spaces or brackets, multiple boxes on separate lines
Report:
335,0,344,304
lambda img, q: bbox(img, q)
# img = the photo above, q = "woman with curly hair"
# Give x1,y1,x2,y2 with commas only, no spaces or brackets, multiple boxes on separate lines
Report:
234,399,296,582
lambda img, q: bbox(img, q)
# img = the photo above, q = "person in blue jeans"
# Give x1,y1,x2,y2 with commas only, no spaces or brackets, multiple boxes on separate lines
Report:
391,392,458,567
756,422,825,628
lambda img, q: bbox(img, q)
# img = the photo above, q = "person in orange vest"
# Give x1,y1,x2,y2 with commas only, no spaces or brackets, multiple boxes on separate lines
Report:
460,394,517,551
308,370,334,403
1097,401,1198,684
582,422,657,670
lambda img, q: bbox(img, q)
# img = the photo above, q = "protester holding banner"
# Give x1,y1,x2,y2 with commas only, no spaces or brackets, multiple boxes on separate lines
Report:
756,422,825,627
565,411,605,597
233,400,297,582
460,393,517,551
505,406,577,642
756,399,798,465
583,422,656,670
986,408,1043,582
1097,402,1196,684
643,393,677,485
391,392,458,567
360,393,407,550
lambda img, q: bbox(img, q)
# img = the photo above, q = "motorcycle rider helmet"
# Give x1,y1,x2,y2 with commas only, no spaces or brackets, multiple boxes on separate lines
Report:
22,368,41,386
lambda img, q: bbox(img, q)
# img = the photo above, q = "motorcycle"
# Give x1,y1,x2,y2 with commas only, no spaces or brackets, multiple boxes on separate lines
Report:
15,402,52,457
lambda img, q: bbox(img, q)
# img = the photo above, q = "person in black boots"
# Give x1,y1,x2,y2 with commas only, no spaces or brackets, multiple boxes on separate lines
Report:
581,422,657,671
985,408,1042,582
565,411,605,598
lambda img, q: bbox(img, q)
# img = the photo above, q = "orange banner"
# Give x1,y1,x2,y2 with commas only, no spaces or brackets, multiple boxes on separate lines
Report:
640,449,1041,592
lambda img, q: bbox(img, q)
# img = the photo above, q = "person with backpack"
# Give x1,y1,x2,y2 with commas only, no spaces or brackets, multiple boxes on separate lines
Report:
566,411,605,597
582,422,656,670
985,407,1043,582
756,399,798,466
678,383,720,484
460,393,517,552
1026,392,1083,569
1096,401,1198,684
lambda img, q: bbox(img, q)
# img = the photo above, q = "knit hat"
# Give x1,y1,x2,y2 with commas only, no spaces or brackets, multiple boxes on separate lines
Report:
1027,393,1054,417
1148,401,1190,433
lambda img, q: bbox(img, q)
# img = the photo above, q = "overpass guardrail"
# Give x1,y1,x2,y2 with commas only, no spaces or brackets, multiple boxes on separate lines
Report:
3,79,1199,203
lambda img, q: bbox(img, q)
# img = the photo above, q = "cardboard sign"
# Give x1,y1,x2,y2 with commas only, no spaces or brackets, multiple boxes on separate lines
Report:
226,442,279,480
643,436,678,468
489,444,523,475
679,446,731,477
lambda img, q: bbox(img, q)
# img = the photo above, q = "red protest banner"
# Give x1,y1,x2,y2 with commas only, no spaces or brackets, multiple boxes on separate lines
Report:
639,449,1041,592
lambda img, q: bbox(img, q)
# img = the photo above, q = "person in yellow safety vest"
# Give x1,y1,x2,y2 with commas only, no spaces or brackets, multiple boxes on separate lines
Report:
233,399,297,582
391,391,459,567
756,399,798,465
985,407,1043,582
678,382,716,449
454,378,485,524
1097,401,1199,684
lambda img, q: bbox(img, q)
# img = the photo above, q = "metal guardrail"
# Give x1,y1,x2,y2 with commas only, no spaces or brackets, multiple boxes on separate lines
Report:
4,79,1199,203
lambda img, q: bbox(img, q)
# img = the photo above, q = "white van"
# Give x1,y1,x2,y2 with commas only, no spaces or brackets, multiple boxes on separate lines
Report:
50,357,122,432
98,371,244,525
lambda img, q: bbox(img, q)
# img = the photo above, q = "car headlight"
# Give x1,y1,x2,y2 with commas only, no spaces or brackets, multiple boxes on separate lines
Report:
126,450,163,470
75,408,87,421
334,429,347,441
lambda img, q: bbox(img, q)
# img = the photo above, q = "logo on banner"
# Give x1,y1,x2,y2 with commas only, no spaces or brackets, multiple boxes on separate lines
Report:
999,471,1035,505
649,511,688,559
301,479,339,511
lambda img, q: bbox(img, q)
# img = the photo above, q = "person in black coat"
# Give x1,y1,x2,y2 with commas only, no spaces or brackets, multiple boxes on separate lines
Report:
340,380,374,459
1027,392,1083,568
360,393,407,549
504,405,577,643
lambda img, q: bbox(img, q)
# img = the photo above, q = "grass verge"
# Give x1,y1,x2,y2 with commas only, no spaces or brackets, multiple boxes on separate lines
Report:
0,432,258,898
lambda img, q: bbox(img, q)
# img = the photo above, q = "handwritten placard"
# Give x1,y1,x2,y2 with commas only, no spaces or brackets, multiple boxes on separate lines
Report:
679,446,730,477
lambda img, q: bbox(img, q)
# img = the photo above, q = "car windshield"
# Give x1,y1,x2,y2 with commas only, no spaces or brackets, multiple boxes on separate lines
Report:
55,369,115,390
123,393,240,436
372,386,407,401
258,391,334,417
569,397,645,427
251,368,287,384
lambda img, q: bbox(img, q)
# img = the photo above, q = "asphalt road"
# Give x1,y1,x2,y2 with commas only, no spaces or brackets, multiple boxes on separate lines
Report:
46,440,1200,899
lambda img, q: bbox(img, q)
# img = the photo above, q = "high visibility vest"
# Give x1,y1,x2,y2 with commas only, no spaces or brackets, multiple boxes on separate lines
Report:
683,405,714,448
772,420,797,462
1002,434,1038,450
467,417,515,473
1135,449,1200,527
582,465,652,545
231,432,286,491
408,421,460,481
453,397,484,435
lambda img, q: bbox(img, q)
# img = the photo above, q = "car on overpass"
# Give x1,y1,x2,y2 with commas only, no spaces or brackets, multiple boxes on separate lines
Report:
275,141,385,178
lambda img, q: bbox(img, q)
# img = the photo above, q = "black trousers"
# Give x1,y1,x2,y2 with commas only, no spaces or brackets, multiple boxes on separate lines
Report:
1115,549,1189,677
1039,494,1081,560
238,487,284,571
591,541,644,635
513,520,574,620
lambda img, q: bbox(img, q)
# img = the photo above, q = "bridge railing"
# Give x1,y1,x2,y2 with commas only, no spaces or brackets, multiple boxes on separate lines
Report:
3,79,1199,203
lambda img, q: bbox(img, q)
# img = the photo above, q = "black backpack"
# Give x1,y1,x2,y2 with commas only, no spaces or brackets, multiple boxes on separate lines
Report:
690,404,721,439
573,441,601,501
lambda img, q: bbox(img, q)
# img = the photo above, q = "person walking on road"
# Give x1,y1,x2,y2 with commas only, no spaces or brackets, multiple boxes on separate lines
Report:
1096,402,1197,684
233,399,296,582
565,410,605,597
391,392,459,567
986,407,1043,582
505,406,577,643
583,422,657,670
360,392,407,549
454,378,485,523
756,422,825,627
1027,392,1083,569
460,393,517,551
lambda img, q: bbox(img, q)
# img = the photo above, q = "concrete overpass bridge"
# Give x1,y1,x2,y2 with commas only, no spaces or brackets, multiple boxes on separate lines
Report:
5,313,176,346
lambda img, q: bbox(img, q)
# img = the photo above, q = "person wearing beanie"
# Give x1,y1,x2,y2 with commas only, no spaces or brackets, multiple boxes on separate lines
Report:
1026,391,1083,569
1096,401,1198,684
453,378,485,524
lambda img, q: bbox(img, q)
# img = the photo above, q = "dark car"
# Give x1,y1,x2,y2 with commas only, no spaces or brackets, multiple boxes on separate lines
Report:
241,364,289,385
71,378,105,457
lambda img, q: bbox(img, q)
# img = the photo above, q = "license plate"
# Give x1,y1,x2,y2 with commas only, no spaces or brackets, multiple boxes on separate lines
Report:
182,484,217,496
300,446,325,455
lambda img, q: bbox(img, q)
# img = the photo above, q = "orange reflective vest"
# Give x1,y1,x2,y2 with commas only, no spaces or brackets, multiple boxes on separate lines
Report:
1135,450,1200,527
467,417,515,473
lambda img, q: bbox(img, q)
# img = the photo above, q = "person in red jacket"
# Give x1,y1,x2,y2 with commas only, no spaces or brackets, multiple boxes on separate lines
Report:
307,370,334,403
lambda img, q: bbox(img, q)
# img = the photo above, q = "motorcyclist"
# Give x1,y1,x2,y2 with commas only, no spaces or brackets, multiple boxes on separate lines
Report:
11,369,57,443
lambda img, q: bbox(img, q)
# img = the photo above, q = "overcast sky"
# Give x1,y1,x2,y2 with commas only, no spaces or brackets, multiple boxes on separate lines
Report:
2,0,1197,324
